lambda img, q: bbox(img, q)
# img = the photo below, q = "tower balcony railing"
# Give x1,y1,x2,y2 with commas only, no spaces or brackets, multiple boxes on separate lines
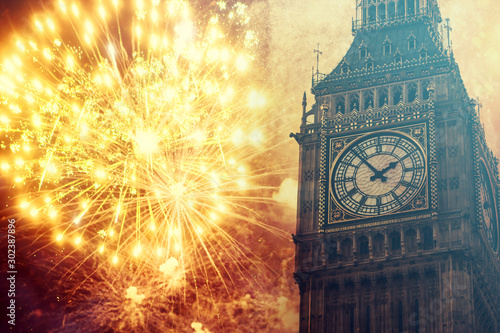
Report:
352,8,432,34
324,99,432,129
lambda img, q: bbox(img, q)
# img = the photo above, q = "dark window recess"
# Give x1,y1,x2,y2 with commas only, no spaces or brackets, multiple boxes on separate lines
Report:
422,226,434,250
384,44,391,55
378,90,388,107
419,51,428,61
394,56,402,66
390,231,401,252
408,85,417,102
341,63,349,74
328,243,337,264
393,89,403,104
408,39,416,50
358,236,369,258
360,48,367,59
366,61,374,70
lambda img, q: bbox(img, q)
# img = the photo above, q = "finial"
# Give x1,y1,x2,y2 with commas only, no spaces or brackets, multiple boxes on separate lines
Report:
314,43,323,76
302,92,307,106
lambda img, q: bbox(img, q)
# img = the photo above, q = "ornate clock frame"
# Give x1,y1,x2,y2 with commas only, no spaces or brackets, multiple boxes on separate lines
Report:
317,94,438,230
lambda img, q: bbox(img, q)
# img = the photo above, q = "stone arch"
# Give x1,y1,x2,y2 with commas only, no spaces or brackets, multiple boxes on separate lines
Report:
373,233,385,257
389,230,401,253
341,238,353,261
422,225,434,250
357,235,370,259
405,228,417,253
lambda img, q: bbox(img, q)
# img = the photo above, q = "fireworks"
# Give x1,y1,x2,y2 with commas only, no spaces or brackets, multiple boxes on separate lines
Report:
0,1,292,329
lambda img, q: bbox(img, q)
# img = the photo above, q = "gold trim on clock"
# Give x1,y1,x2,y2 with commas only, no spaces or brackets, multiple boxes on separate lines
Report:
329,130,427,218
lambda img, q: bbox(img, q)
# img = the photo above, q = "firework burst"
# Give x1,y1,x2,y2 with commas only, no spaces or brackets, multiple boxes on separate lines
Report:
0,0,291,329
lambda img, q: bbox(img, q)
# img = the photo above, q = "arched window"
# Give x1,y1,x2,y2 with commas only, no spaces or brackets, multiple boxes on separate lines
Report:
407,0,415,16
389,231,401,253
393,85,403,104
422,82,430,100
388,1,396,19
369,5,377,22
384,44,392,55
397,0,405,17
378,3,386,21
335,96,346,114
378,88,388,107
341,62,349,75
328,240,338,264
349,93,360,112
407,83,418,102
405,229,417,253
419,50,428,61
342,238,353,261
364,90,374,110
358,236,369,259
394,55,402,66
373,233,385,257
360,48,368,59
422,226,434,250
408,35,417,50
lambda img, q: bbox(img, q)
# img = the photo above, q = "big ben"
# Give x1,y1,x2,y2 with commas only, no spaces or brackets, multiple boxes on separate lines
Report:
292,0,500,332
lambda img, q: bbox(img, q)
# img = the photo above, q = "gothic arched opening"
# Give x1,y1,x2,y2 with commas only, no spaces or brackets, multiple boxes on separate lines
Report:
373,233,385,257
369,5,376,22
328,239,338,264
341,238,353,261
397,0,405,17
390,231,401,254
393,85,403,104
378,88,389,107
349,93,360,112
378,3,386,21
422,226,434,250
364,90,374,110
358,235,369,260
407,83,418,102
388,1,396,19
405,229,417,253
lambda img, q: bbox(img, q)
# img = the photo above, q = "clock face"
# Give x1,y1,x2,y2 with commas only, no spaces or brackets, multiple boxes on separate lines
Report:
479,162,498,251
330,131,426,217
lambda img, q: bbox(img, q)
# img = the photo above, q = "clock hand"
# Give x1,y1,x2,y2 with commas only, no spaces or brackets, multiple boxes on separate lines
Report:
370,161,398,182
355,153,379,175
380,161,398,175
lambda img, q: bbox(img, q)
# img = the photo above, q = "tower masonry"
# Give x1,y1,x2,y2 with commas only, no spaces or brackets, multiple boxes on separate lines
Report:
292,1,500,332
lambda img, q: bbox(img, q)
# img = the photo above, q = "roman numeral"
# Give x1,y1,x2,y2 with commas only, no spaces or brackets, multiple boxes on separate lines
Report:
347,188,357,197
404,166,424,172
401,180,417,188
376,137,382,153
401,149,416,161
391,137,402,154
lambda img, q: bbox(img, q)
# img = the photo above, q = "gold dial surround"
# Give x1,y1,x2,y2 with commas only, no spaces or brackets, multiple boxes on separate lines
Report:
330,131,427,217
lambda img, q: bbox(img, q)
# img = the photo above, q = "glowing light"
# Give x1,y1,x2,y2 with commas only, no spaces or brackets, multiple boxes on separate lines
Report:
0,1,284,329
134,131,160,155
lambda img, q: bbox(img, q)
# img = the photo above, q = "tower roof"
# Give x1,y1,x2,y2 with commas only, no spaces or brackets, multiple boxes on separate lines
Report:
313,0,450,94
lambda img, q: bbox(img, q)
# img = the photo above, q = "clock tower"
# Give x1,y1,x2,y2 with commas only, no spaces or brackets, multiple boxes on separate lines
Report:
292,0,500,332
